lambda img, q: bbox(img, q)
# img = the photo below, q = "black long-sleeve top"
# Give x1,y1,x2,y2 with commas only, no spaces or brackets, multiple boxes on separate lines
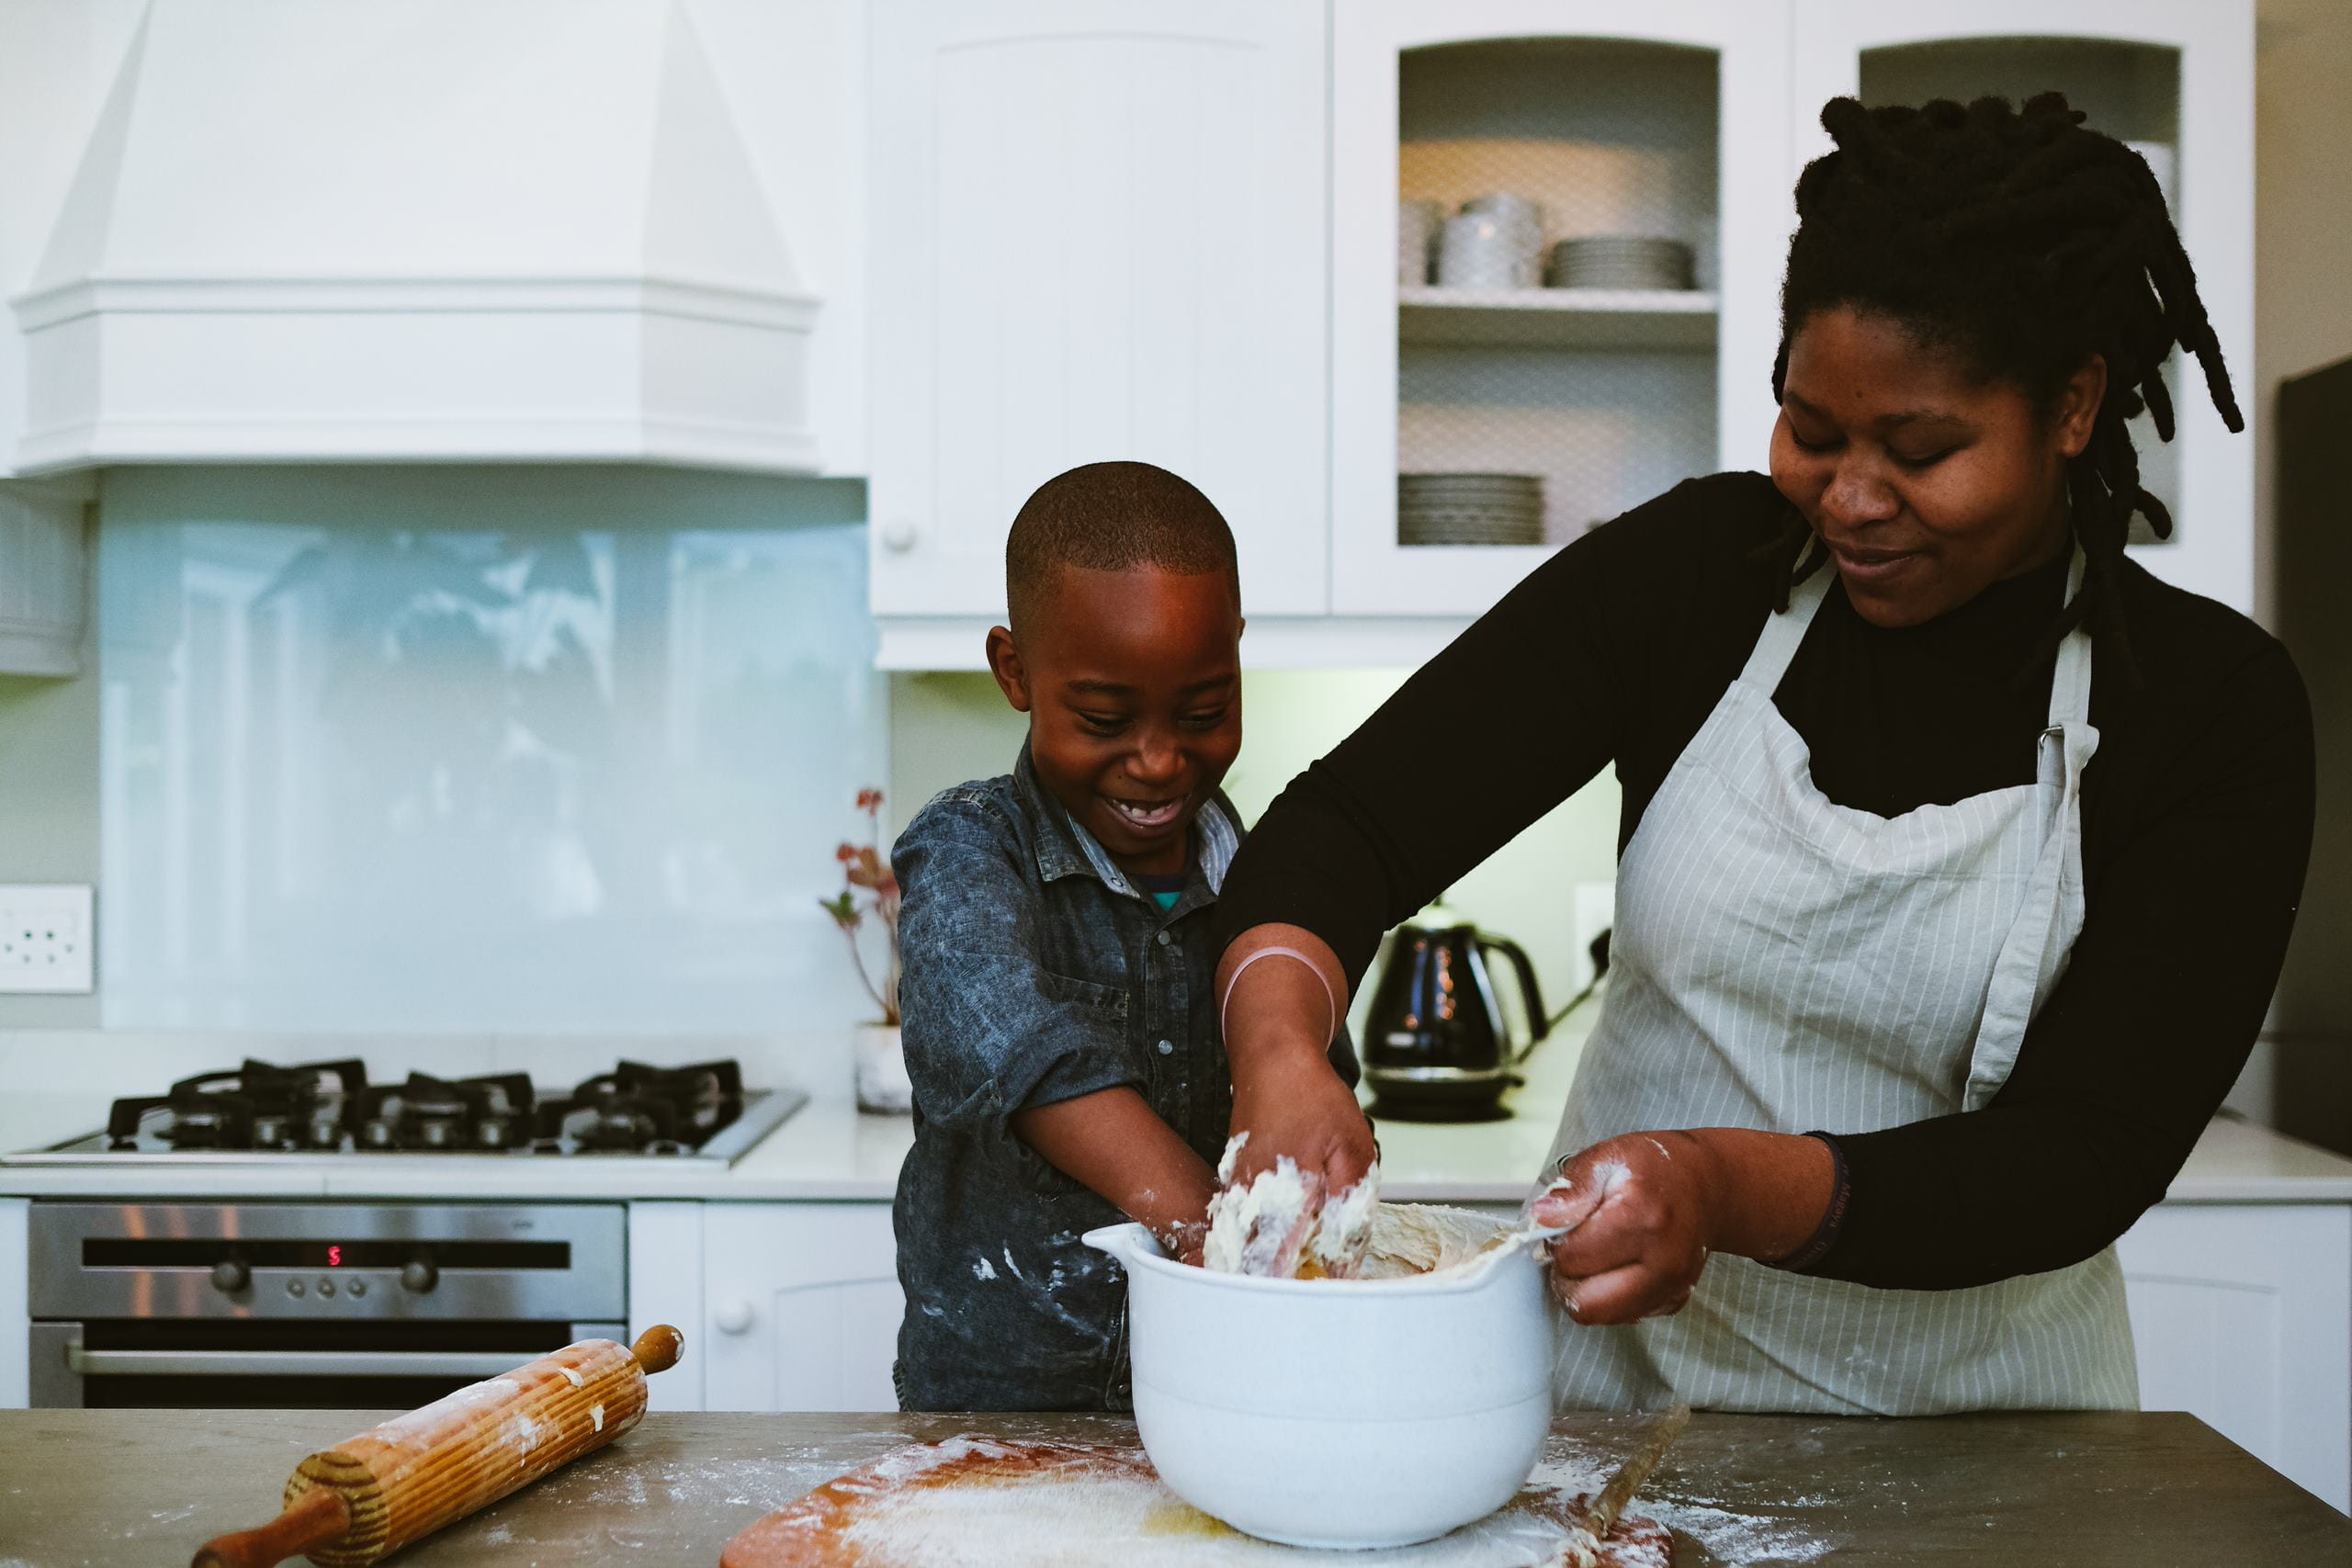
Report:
1213,473,2315,1290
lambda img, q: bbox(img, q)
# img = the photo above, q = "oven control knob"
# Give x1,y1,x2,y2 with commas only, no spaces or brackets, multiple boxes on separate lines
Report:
715,1298,755,1336
401,1259,439,1294
209,1258,250,1293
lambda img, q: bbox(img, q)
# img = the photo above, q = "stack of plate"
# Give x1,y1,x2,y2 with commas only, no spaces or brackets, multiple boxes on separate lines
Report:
1545,236,1695,290
1398,473,1545,547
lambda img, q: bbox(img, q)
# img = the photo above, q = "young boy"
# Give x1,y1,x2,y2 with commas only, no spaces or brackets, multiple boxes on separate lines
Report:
890,460,1351,1412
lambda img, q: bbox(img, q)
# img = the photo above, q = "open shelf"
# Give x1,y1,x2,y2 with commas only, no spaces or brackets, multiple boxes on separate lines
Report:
1394,38,1720,547
1399,287,1717,351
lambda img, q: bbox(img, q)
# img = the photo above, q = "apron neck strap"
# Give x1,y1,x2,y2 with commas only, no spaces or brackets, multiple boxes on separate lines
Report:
1737,558,1834,693
1739,546,2097,725
2046,547,2094,727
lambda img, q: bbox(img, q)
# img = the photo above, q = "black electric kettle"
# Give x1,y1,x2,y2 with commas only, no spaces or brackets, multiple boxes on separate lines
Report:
1362,922,1548,1122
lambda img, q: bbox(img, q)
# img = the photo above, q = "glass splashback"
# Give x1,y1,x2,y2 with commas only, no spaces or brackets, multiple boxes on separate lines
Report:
97,467,886,1032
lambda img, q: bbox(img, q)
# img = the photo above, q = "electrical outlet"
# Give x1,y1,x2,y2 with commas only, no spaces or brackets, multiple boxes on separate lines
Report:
0,885,94,993
1569,879,1615,993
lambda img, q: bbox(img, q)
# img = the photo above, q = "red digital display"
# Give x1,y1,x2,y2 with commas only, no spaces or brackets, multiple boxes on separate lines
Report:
327,1246,342,1268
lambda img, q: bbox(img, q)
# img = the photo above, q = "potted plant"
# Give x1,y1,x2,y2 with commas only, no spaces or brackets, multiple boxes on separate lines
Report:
821,787,909,1112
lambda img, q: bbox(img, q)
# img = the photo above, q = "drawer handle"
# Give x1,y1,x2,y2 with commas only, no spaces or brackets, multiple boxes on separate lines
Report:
879,519,920,554
65,1346,530,1378
714,1298,755,1336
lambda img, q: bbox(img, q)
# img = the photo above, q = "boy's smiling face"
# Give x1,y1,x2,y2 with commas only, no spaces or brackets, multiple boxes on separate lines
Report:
987,564,1243,879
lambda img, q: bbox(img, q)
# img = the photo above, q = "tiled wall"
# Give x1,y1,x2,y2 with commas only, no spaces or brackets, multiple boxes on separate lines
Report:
91,466,888,1035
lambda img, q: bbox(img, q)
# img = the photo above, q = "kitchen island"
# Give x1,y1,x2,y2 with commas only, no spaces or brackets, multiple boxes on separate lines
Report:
2,1407,2347,1566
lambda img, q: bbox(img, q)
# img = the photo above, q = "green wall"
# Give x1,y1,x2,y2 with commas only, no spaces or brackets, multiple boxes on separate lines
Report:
887,668,1622,1022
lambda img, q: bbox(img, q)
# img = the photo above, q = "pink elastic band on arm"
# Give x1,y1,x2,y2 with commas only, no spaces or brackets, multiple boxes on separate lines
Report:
1219,945,1338,1047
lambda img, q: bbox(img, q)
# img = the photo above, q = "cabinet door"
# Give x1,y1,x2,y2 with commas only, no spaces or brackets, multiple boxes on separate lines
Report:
701,1202,905,1413
2116,1203,2352,1511
869,1,1329,620
1792,0,2256,615
1331,1,1791,617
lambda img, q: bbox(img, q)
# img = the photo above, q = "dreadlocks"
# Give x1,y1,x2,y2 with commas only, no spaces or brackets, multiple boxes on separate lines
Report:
1766,92,2241,682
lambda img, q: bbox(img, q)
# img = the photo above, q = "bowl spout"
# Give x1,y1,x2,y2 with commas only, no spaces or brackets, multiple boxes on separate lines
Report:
1081,1222,1158,1267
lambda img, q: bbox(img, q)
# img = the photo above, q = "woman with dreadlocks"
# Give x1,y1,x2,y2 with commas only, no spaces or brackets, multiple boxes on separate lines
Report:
1207,94,2314,1413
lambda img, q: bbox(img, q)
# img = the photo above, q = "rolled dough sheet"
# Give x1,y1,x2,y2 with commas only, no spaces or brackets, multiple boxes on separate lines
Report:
718,1438,1672,1567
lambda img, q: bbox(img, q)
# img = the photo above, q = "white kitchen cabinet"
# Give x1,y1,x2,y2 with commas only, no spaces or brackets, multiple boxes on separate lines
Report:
0,478,89,676
700,1201,904,1413
866,0,2256,662
866,0,1331,640
1331,0,1791,618
2117,1202,2352,1511
628,1200,708,1413
1,1197,27,1408
1792,0,2255,615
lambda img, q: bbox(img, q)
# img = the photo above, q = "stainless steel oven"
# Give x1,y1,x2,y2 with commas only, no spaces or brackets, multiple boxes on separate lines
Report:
28,1201,626,1408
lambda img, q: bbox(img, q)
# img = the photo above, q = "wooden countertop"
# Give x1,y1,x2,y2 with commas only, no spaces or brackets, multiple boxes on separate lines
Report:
2,1408,2346,1566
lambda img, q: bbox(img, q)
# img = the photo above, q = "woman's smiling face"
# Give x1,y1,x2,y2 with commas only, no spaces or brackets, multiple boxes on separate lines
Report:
1770,306,2106,627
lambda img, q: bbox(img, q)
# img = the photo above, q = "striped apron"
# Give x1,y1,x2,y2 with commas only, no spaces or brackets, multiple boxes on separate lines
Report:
1548,553,2138,1415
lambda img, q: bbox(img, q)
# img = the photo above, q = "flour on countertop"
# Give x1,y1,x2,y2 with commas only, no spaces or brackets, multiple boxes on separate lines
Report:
730,1438,1654,1567
1528,1438,1841,1567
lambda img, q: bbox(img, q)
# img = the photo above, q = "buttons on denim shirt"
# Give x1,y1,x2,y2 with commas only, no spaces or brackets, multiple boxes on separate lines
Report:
1156,931,1172,946
1157,1039,1174,1055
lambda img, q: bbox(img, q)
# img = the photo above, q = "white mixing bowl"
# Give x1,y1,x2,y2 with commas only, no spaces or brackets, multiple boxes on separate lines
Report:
1082,1220,1553,1550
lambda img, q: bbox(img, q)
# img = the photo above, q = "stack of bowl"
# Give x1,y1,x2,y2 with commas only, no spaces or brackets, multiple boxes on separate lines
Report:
1545,235,1695,290
1398,472,1545,547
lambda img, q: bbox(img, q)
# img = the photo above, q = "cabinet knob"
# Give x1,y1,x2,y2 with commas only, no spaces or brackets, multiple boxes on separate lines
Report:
880,519,920,553
715,1297,755,1336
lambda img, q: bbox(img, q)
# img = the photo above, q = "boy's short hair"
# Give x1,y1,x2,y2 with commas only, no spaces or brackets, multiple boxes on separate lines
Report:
1004,461,1238,637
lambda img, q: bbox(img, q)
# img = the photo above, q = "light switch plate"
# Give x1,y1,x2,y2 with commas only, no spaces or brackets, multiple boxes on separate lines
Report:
0,884,95,993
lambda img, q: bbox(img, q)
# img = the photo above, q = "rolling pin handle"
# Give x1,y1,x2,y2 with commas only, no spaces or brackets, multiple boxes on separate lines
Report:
631,1323,684,1376
191,1484,350,1568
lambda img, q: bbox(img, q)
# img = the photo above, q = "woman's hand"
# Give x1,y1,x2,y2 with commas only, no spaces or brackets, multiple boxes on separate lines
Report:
1534,1128,1836,1325
1534,1132,1717,1324
1226,1045,1377,1198
1216,923,1375,1203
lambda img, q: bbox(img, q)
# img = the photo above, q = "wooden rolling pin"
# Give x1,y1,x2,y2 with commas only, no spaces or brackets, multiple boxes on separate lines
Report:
193,1325,683,1568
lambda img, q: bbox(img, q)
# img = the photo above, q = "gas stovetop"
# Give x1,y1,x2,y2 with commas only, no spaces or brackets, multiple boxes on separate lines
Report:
6,1055,807,1168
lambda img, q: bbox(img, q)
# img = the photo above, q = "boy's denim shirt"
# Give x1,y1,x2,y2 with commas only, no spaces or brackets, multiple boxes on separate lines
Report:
890,744,1353,1412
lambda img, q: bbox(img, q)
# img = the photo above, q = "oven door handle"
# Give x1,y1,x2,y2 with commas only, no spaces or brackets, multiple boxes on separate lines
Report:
64,1346,537,1379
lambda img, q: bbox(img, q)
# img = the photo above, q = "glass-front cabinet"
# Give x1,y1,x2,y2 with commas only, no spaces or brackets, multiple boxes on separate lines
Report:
1331,1,1790,616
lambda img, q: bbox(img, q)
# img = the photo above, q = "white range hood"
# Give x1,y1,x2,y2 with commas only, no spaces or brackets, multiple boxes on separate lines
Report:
10,0,824,475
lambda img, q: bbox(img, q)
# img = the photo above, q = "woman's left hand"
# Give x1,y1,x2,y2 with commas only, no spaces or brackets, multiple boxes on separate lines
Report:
1533,1131,1723,1325
1533,1127,1838,1325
